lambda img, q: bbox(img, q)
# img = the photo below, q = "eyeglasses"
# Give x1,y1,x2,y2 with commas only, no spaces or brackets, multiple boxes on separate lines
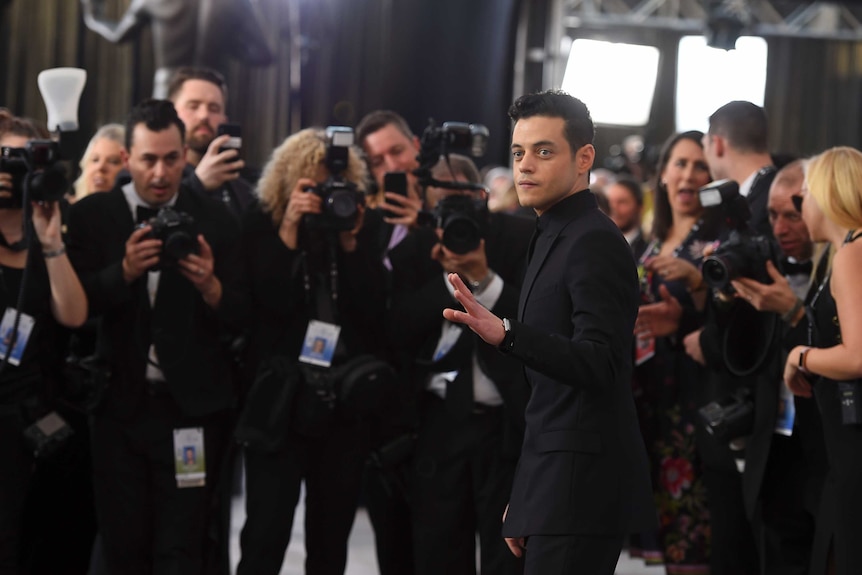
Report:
791,194,804,213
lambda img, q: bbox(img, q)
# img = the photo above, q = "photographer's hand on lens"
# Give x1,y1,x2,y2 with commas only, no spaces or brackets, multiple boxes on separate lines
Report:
278,178,322,249
194,135,244,191
338,204,365,253
31,201,63,252
442,273,505,346
381,191,421,229
683,328,706,366
179,234,222,308
635,284,682,338
730,260,797,315
122,226,163,283
431,234,490,285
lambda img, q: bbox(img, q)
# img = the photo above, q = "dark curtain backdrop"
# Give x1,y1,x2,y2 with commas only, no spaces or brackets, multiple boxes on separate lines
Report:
2,1,860,172
0,0,519,172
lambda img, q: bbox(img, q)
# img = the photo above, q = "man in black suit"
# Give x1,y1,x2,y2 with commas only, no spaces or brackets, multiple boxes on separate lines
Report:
701,100,776,235
604,177,648,260
443,90,654,574
67,99,245,574
389,154,532,575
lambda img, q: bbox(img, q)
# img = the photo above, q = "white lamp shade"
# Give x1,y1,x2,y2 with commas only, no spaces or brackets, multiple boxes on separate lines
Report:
37,68,87,132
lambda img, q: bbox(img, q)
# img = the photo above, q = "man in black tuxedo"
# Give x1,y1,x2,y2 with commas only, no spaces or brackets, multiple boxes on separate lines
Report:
443,91,654,574
389,154,532,575
604,177,648,260
67,99,245,574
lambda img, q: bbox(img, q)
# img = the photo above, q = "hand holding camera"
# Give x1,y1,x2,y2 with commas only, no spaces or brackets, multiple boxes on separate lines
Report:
31,200,64,253
177,234,221,307
729,260,798,315
122,226,163,283
278,177,323,249
195,133,244,191
431,233,489,286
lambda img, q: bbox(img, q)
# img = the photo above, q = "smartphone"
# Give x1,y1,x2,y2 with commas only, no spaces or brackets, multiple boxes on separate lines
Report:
216,123,242,155
382,171,408,219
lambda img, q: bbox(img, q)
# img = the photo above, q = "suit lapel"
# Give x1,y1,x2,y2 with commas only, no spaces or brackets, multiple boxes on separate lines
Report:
518,227,560,320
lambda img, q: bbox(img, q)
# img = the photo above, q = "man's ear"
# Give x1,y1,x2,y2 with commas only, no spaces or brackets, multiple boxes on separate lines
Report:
577,144,596,175
713,135,726,158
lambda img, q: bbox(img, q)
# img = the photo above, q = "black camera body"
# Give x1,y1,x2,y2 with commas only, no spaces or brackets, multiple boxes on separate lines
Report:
699,179,778,293
141,207,199,268
698,386,755,442
0,140,67,208
305,126,364,232
414,120,491,254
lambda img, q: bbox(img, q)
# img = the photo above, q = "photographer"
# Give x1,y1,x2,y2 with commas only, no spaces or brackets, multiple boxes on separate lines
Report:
724,160,827,575
167,67,255,216
236,128,387,575
388,154,532,575
67,99,244,574
0,110,88,572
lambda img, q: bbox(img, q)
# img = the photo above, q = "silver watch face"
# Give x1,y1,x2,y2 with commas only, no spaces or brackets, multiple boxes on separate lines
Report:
503,318,512,332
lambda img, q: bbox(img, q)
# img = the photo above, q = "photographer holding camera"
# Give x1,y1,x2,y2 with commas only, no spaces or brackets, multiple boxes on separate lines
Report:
236,127,388,575
388,150,532,575
0,109,88,573
67,99,244,574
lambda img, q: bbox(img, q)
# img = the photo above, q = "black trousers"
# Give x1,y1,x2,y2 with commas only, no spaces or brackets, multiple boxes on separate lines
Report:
524,534,623,575
754,435,815,575
90,393,229,575
237,418,369,575
702,465,759,575
0,407,33,575
363,464,414,575
411,395,522,575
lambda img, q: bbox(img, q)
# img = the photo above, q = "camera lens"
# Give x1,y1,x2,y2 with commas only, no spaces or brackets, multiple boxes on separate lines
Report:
442,215,481,255
164,231,197,262
702,256,731,290
327,190,358,219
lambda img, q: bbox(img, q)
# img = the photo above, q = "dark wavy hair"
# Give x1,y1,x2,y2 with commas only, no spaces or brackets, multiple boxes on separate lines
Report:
125,99,186,150
652,130,708,242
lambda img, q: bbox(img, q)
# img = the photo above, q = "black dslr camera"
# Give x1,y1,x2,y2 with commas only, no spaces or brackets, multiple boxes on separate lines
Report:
140,207,199,268
305,126,364,232
0,141,67,208
699,179,778,294
415,120,490,254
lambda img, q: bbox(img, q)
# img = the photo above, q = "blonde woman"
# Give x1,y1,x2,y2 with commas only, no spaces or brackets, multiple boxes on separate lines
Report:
71,123,126,201
784,146,862,575
237,128,388,575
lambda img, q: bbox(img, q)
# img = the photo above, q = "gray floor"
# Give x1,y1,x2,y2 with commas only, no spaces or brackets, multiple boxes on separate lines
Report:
228,482,666,575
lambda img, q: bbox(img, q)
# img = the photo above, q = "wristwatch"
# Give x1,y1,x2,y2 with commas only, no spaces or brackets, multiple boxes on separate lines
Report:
798,346,811,373
499,317,516,353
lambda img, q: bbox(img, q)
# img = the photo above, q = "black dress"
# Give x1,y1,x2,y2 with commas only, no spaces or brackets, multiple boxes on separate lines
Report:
807,235,862,575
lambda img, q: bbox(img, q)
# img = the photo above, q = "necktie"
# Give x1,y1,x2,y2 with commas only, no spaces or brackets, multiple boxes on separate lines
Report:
136,205,159,225
781,258,813,277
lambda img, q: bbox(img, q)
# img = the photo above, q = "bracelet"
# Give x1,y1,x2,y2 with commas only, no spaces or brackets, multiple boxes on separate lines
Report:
42,244,66,259
781,297,804,324
798,346,811,373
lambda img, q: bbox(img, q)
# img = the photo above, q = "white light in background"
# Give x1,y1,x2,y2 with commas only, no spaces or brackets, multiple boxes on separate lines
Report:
675,36,768,132
561,39,660,126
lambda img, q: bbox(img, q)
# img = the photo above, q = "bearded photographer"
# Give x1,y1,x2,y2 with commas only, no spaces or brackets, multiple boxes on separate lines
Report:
236,127,388,575
388,154,532,575
67,99,244,575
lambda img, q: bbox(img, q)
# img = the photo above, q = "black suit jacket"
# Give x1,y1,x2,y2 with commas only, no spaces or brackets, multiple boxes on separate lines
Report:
500,191,654,537
745,166,777,237
67,185,246,418
389,213,533,453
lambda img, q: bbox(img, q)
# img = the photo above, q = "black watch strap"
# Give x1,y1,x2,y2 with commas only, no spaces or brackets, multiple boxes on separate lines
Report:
499,317,516,353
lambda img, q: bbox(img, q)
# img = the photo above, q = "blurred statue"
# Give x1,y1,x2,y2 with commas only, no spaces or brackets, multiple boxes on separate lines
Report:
81,0,274,98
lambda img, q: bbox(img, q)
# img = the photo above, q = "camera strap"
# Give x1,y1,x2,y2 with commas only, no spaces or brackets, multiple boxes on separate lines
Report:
299,241,341,325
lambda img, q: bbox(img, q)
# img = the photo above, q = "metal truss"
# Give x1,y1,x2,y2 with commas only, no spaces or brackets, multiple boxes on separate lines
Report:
560,0,862,41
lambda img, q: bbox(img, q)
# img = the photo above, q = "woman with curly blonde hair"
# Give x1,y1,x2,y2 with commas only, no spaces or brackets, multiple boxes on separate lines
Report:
784,146,862,575
237,128,388,575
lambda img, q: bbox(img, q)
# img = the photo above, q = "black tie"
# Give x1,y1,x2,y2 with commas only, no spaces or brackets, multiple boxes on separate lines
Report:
782,258,813,277
136,205,159,225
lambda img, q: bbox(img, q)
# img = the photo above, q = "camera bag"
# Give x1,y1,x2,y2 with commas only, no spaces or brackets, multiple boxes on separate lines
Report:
234,355,301,452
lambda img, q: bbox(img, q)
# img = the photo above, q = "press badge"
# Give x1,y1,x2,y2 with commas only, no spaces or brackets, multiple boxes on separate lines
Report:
0,308,35,366
774,382,795,436
173,427,206,488
299,320,341,367
432,323,463,362
634,335,655,366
